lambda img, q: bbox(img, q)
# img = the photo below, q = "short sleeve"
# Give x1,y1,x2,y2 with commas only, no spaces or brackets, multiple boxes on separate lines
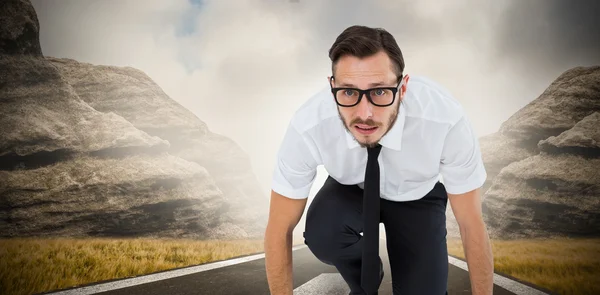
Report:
439,114,487,195
271,121,318,199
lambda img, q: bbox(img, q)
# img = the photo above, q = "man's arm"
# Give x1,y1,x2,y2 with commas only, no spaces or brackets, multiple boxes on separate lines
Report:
448,187,494,295
264,189,307,295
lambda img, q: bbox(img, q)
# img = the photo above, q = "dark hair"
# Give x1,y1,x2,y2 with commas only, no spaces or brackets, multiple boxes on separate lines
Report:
328,25,405,79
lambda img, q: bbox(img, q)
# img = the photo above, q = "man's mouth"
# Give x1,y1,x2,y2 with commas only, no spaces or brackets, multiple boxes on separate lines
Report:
355,124,378,134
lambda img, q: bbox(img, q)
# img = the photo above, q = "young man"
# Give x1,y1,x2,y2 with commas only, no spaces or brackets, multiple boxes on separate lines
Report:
264,25,494,295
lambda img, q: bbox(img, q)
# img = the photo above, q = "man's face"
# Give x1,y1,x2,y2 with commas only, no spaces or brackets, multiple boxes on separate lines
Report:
330,50,408,148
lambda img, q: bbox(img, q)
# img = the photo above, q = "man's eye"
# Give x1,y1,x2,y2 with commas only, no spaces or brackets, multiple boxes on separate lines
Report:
370,89,389,96
344,90,355,96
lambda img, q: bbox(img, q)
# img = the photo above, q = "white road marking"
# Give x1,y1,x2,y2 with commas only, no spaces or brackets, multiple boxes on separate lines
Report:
46,245,308,295
293,273,349,295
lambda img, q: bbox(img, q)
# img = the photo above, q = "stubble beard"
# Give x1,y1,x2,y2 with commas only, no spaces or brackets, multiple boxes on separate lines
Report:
338,101,401,149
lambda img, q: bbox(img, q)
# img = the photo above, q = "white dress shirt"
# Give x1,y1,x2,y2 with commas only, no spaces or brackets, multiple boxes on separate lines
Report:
271,75,487,202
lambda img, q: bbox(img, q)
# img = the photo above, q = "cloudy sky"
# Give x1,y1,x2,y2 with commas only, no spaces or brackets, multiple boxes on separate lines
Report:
30,0,600,205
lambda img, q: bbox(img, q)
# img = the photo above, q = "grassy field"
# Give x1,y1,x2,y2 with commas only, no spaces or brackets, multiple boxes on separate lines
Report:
447,237,600,295
0,237,598,295
0,237,265,295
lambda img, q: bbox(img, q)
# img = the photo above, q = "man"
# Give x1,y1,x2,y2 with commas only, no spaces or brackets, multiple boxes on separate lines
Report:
264,25,494,295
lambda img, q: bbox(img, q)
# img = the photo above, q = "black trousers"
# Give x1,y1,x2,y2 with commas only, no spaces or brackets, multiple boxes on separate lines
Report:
303,176,449,295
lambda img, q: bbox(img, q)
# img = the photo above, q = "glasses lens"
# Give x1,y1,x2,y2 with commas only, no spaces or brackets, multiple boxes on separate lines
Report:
369,88,394,106
335,89,360,106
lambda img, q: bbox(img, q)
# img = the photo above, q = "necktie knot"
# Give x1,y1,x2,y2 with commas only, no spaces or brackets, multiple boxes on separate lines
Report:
367,144,382,158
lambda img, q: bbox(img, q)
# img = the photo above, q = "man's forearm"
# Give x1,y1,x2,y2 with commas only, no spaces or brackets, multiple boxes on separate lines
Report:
264,228,294,295
460,220,494,295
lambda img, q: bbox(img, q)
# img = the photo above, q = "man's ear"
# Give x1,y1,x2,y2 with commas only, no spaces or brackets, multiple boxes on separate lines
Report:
401,74,410,97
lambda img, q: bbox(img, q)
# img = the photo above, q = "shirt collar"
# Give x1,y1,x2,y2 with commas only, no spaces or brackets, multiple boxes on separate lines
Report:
345,102,406,151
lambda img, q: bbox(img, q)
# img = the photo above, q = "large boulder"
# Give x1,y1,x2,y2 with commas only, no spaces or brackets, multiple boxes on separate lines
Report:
0,0,267,240
498,66,600,148
47,57,268,237
446,66,600,240
480,67,600,239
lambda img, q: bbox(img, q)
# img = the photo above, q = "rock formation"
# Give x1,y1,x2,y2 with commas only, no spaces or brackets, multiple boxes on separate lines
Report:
447,66,600,240
46,57,268,235
0,0,268,240
499,66,600,148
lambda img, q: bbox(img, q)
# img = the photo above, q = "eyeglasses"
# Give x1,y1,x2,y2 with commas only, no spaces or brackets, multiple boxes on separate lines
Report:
330,75,403,107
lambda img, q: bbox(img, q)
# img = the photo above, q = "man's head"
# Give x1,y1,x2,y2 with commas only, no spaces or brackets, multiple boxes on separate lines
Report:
328,25,409,148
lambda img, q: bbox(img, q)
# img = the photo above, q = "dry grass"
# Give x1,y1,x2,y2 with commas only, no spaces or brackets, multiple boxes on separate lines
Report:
1,237,598,295
448,237,600,295
0,237,264,295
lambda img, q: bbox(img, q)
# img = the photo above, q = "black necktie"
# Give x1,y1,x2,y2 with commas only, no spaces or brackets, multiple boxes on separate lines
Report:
361,143,382,294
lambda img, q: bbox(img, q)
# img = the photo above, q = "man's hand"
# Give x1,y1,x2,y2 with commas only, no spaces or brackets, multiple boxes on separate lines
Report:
448,187,494,295
264,190,307,295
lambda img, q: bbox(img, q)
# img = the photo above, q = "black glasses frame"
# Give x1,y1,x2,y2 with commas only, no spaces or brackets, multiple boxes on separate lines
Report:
330,75,403,107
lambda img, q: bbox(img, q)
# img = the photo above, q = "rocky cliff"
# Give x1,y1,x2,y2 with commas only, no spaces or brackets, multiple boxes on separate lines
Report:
0,0,268,240
446,66,600,240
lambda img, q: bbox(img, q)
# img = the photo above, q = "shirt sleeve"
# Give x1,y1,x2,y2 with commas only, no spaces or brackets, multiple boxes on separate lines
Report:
271,121,319,199
439,113,487,195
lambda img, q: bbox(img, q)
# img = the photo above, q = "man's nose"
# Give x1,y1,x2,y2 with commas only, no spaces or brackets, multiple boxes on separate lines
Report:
355,93,374,119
